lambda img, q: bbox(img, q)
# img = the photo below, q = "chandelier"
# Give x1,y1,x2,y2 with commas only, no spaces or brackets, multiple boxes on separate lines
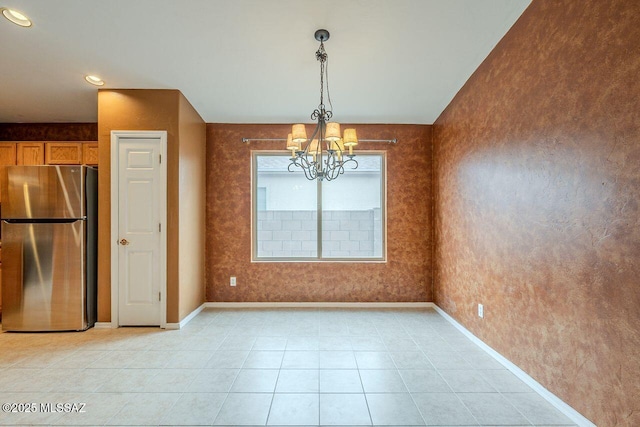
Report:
286,29,358,181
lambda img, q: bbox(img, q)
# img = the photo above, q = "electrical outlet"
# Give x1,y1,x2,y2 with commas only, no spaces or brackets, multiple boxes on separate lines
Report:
478,304,484,318
230,276,236,287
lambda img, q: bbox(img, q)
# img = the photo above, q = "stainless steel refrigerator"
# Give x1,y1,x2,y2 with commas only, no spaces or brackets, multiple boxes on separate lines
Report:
1,165,97,331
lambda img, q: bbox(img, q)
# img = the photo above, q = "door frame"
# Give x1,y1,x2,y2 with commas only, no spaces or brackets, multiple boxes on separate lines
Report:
110,130,167,328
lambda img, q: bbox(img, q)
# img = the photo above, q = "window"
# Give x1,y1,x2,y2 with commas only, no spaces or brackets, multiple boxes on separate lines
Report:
252,151,386,261
257,187,267,211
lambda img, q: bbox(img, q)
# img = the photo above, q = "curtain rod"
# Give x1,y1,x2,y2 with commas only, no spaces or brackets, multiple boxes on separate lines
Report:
241,138,397,144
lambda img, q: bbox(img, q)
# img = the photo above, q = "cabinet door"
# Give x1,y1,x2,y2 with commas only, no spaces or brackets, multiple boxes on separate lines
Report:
82,142,99,165
17,142,45,165
0,142,17,203
46,142,83,165
0,143,17,166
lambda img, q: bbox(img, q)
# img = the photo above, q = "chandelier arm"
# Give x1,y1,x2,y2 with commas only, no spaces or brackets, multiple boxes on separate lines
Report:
301,167,311,180
288,161,299,173
331,156,344,180
343,157,358,170
293,155,311,180
305,161,317,180
328,161,343,180
324,154,331,173
298,154,310,169
290,154,308,171
301,154,318,181
325,170,334,181
332,161,344,179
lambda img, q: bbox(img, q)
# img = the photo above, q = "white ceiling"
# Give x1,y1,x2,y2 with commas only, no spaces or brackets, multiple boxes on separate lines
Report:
0,0,530,124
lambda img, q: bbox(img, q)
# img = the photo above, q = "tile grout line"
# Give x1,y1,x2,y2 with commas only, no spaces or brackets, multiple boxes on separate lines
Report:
355,353,375,426
418,322,483,427
210,314,245,426
264,336,287,426
390,310,432,427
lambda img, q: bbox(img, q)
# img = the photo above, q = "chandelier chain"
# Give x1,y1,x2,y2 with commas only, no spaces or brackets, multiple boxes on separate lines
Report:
325,50,333,114
316,41,333,115
318,41,326,111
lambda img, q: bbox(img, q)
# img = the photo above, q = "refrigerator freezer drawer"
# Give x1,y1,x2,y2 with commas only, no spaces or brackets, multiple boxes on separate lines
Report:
1,220,87,331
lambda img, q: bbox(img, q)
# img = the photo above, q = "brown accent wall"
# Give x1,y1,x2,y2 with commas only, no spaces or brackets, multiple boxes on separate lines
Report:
433,1,640,425
0,123,97,141
178,94,206,319
98,90,181,323
206,124,432,302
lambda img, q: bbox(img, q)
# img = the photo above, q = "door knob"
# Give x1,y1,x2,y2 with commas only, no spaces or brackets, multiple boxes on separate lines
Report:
119,238,130,245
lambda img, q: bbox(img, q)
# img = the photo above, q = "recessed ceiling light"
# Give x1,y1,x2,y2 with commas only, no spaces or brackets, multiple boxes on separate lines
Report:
85,75,105,86
1,7,32,27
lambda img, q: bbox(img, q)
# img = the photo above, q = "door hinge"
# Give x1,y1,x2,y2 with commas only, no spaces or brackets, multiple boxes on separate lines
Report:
158,291,161,302
159,223,161,232
159,153,162,164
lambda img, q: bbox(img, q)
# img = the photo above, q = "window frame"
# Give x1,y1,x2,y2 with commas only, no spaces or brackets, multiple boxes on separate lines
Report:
251,150,387,263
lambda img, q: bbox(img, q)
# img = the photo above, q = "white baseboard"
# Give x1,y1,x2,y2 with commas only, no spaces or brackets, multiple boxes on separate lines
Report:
94,304,206,331
165,303,206,330
93,322,113,329
204,302,434,308
432,305,595,427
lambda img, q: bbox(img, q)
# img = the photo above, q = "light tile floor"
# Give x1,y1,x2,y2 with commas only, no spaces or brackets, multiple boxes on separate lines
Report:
0,308,577,426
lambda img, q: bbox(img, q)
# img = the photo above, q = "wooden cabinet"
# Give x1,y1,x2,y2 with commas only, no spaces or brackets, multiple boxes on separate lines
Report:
0,246,2,316
0,142,98,166
0,143,18,203
82,142,99,165
17,142,45,165
46,142,83,165
0,143,17,166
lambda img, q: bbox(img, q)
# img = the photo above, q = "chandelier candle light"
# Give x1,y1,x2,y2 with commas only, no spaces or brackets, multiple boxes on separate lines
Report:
287,29,358,181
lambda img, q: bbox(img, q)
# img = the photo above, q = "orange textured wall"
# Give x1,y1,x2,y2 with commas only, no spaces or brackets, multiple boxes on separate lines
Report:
178,94,206,319
433,1,640,425
206,124,432,302
97,89,180,323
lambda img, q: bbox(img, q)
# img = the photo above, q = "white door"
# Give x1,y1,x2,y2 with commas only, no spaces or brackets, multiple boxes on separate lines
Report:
111,131,166,327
